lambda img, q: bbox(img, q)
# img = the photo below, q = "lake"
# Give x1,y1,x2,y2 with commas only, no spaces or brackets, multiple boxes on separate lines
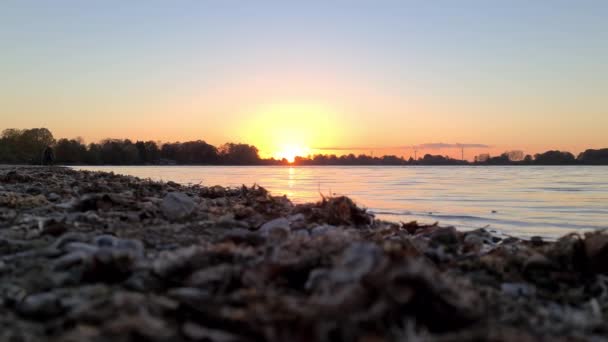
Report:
73,165,608,239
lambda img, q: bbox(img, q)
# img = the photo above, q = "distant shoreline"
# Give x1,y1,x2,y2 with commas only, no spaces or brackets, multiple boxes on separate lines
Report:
2,128,608,166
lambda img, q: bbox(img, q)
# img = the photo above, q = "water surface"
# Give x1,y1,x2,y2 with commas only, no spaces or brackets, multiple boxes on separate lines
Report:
74,166,608,239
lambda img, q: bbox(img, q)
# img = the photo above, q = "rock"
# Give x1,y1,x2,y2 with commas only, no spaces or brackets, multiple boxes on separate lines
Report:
124,272,165,292
291,229,310,239
258,217,290,236
523,253,555,272
115,238,144,257
40,219,69,236
545,233,586,272
463,233,483,253
1,170,33,183
17,292,63,318
64,242,99,254
82,248,138,283
52,251,89,271
218,229,266,246
160,192,196,221
182,322,243,342
167,287,211,305
25,186,42,195
217,213,249,229
46,192,61,202
166,181,180,188
233,204,255,219
102,311,174,340
185,264,238,290
530,236,544,246
153,246,208,278
288,213,306,223
74,194,115,212
1,285,27,305
322,196,373,226
307,243,382,292
310,224,337,237
501,282,536,297
429,226,460,246
584,232,608,274
93,234,119,247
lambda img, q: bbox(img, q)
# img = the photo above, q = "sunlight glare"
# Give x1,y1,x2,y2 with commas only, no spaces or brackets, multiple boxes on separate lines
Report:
238,102,339,159
275,145,310,163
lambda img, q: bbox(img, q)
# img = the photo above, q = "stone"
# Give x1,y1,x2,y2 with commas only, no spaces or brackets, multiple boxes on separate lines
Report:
530,236,544,246
82,249,138,283
584,232,608,274
47,192,61,202
429,226,460,246
463,233,483,253
185,264,238,289
40,219,69,236
291,229,311,239
310,224,337,237
258,217,290,236
167,287,211,305
17,292,63,318
160,192,196,221
64,242,99,254
182,322,242,342
94,234,119,247
524,253,554,269
307,243,382,292
153,246,207,278
52,251,89,271
501,282,536,297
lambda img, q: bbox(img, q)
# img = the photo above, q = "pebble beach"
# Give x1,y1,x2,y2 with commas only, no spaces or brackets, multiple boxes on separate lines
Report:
1,166,608,341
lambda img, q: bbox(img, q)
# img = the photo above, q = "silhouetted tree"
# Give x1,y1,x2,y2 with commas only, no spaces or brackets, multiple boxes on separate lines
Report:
577,149,608,165
2,127,607,166
55,138,88,164
135,141,161,164
219,143,260,165
86,143,103,164
98,139,140,165
0,128,55,164
533,150,576,165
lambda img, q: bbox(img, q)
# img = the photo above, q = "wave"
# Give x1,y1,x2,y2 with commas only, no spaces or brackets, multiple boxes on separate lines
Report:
372,211,608,231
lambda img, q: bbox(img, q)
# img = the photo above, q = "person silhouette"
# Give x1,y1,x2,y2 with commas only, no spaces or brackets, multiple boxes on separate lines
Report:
42,146,54,165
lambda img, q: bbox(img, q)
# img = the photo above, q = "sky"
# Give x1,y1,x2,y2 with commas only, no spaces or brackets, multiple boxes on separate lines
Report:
1,1,607,160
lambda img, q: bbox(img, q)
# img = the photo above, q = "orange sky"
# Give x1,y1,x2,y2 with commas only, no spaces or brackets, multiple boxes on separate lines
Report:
2,2,607,160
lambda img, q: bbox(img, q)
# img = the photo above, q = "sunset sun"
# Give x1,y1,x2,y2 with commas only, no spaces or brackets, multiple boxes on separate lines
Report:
239,102,340,160
275,144,310,163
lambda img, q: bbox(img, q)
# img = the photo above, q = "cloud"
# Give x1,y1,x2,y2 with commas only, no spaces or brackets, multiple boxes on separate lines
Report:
312,143,490,151
413,143,490,149
311,146,374,151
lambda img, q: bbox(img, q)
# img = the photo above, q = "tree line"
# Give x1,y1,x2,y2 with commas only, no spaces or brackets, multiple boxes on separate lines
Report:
1,128,608,165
